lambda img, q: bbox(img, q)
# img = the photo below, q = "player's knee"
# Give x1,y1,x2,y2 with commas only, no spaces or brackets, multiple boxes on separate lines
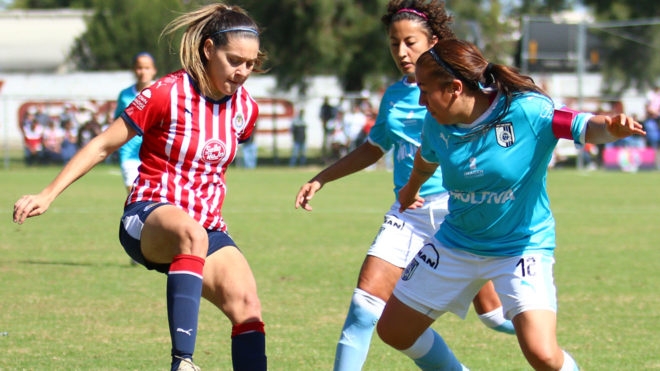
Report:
348,289,385,327
231,300,262,324
376,319,409,350
176,223,208,257
523,345,563,370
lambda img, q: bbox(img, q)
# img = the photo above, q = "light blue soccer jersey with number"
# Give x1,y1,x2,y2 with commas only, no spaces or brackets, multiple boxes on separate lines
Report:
115,85,143,163
420,92,591,257
368,77,446,199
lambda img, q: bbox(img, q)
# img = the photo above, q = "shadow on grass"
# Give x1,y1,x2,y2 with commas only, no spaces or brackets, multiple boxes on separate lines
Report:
17,259,141,269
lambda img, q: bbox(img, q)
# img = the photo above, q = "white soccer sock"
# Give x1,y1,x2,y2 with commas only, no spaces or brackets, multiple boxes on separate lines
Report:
401,327,434,359
477,307,508,328
560,350,579,371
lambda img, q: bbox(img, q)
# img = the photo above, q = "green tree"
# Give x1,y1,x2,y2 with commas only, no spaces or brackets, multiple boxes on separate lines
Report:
236,0,391,93
581,0,660,92
449,0,519,64
70,0,186,74
10,0,93,8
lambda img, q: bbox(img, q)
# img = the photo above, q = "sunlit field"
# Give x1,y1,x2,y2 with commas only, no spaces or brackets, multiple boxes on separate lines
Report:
1,163,659,370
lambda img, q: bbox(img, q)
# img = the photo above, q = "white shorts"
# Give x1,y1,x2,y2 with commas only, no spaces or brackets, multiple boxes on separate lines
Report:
393,239,557,320
367,193,449,268
120,159,140,187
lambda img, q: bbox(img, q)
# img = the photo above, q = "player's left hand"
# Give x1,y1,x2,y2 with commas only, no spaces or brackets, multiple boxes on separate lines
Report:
607,114,646,139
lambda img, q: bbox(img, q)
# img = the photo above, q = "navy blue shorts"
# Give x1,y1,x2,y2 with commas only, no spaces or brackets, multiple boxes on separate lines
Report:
118,201,238,274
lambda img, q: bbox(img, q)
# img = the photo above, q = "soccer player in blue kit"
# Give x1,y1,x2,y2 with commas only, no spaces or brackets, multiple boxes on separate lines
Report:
378,39,646,370
295,2,513,370
114,52,157,192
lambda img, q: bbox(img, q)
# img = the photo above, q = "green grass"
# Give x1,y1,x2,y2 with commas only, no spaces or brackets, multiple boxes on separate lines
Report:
1,164,659,370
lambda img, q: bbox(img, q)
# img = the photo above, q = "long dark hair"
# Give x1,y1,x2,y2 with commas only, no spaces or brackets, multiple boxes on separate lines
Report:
418,39,549,121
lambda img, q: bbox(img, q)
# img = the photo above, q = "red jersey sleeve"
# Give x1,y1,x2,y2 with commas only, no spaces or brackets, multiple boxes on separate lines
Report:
123,71,180,135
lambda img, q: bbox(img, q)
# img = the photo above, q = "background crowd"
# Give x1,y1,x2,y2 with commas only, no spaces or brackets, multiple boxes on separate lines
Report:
17,85,660,172
19,102,112,166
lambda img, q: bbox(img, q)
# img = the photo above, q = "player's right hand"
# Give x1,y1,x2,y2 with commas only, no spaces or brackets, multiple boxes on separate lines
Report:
398,184,425,212
294,180,322,211
13,194,52,224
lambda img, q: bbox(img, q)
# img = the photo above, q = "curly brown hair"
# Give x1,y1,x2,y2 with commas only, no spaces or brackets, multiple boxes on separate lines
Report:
381,0,455,41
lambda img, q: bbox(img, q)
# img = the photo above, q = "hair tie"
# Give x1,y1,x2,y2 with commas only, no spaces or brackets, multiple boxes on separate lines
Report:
485,62,494,76
215,27,259,36
479,62,496,91
396,8,428,20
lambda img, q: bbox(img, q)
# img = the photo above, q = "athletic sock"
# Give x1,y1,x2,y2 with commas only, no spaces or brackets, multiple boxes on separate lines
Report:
401,328,468,371
334,288,386,371
477,307,516,335
231,321,267,371
167,254,205,371
560,350,579,371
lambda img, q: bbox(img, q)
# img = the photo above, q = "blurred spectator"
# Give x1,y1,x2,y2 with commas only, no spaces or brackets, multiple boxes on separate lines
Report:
34,103,50,126
239,130,258,169
20,117,44,166
289,109,307,167
326,109,349,162
42,119,65,164
77,117,103,148
319,96,337,161
60,118,79,164
644,86,660,168
577,143,599,171
356,111,376,148
59,104,79,129
344,102,367,151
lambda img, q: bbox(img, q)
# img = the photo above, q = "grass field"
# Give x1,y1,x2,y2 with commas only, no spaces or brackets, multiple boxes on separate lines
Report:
1,163,659,370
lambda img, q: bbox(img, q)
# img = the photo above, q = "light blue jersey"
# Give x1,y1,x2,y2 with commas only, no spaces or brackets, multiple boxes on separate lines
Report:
115,85,143,163
420,92,591,257
368,77,446,199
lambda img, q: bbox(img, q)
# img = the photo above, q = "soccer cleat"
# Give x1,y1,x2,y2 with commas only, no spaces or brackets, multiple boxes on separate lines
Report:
174,356,201,371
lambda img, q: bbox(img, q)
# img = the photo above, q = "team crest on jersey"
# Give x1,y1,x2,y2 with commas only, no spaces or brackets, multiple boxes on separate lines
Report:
201,139,227,164
495,122,515,147
233,112,246,131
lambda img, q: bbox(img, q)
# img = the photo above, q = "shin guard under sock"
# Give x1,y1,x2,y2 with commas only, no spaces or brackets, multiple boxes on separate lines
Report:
402,328,468,371
477,307,516,335
334,288,385,371
168,254,204,371
231,321,267,371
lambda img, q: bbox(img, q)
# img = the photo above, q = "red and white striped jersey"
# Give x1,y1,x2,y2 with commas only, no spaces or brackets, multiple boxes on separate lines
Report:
122,69,258,231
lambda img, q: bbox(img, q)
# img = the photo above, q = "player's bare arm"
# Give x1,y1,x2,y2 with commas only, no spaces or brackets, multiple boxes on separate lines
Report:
585,113,646,143
13,117,133,224
295,142,384,211
398,150,437,212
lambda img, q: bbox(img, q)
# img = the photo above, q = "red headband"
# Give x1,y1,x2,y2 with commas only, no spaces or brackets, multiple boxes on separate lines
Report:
396,8,428,20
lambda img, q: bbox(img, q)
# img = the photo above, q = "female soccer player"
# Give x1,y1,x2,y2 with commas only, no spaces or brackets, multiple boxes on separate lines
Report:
13,4,267,371
378,39,645,370
114,51,157,193
295,1,513,370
